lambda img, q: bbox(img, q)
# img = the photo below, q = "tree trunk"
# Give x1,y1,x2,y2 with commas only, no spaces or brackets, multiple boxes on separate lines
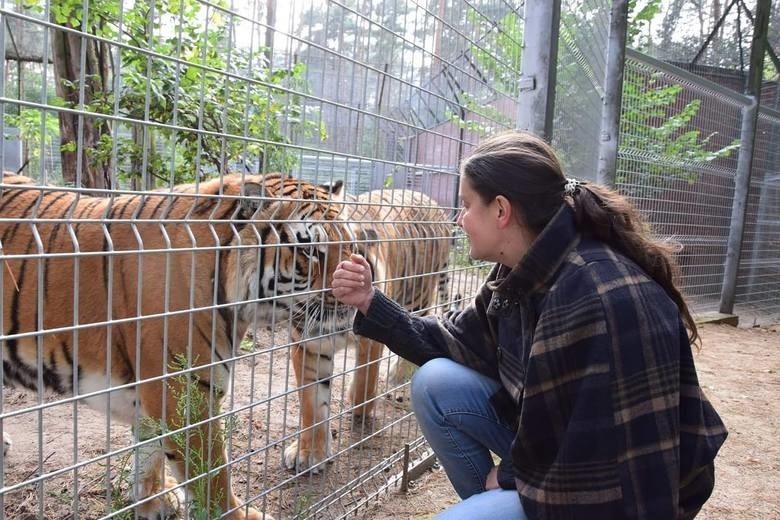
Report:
710,0,723,59
659,0,686,52
51,22,112,189
265,0,276,69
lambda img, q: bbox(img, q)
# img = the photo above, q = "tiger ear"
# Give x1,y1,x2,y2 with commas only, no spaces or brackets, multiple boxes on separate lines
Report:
358,227,379,242
352,225,379,254
316,179,347,217
320,179,344,201
239,181,265,218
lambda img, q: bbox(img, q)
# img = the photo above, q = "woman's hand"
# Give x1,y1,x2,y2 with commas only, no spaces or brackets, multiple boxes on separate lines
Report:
485,465,499,490
331,253,375,315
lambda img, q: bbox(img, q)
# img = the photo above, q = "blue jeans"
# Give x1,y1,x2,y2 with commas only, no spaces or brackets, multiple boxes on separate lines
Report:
410,358,528,520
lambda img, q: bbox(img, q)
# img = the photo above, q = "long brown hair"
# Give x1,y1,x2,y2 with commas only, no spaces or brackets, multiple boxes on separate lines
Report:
460,130,699,346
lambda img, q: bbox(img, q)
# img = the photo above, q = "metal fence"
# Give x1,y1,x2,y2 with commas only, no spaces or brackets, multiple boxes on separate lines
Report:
554,0,780,322
740,108,780,317
2,1,779,519
618,50,780,320
0,0,510,518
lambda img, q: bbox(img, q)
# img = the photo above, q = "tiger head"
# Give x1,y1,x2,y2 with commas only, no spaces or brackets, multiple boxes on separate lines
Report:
222,175,356,339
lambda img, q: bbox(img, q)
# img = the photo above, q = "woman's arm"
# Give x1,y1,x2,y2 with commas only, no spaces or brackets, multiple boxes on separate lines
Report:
332,254,501,378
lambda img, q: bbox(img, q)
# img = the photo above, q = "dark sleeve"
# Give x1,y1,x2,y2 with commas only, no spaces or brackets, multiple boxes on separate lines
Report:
496,458,518,490
353,280,501,379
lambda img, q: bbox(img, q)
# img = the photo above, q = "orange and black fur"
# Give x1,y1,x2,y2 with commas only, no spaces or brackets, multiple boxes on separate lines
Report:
0,173,355,519
284,188,455,472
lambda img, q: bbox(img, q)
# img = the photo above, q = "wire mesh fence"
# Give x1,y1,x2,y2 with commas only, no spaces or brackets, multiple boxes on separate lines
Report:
2,0,779,519
737,108,780,318
616,50,780,319
553,0,612,181
554,2,780,321
618,50,744,312
0,0,512,518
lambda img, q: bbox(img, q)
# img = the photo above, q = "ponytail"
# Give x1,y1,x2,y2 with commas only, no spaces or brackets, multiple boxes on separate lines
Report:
460,130,698,346
569,183,699,346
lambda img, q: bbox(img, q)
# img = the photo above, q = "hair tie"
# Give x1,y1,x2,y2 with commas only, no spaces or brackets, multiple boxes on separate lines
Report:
564,177,581,197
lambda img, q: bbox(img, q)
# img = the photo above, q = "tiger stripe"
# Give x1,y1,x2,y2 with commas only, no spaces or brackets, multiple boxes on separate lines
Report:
284,188,456,473
1,173,354,520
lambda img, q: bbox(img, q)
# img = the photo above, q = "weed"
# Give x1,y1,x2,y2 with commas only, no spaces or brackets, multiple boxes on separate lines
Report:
142,354,232,519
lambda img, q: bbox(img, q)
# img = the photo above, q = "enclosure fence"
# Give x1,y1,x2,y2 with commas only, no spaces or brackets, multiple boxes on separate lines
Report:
0,0,512,518
617,50,780,320
553,0,780,321
1,1,779,519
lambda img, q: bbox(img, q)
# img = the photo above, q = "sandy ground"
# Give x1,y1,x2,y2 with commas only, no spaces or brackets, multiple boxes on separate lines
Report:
1,321,778,519
0,328,423,520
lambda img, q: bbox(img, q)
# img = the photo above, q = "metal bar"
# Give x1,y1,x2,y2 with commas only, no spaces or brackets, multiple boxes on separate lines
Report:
745,177,775,296
624,48,753,106
719,0,771,314
516,0,561,139
596,0,628,187
402,446,436,492
691,0,739,65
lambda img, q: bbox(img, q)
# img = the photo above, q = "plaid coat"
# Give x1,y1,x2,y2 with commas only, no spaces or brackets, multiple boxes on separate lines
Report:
354,204,727,519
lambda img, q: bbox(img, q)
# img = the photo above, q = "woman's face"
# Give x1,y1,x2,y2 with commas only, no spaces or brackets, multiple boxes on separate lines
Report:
456,178,502,262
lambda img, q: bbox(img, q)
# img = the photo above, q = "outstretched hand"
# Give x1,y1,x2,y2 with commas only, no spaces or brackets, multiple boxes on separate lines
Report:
331,253,375,315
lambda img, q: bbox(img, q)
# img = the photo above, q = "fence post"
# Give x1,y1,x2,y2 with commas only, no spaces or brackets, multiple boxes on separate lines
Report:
596,0,629,188
719,0,771,314
720,100,760,313
516,0,560,140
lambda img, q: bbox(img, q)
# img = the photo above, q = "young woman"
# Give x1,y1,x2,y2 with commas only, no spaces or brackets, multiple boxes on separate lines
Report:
331,130,727,519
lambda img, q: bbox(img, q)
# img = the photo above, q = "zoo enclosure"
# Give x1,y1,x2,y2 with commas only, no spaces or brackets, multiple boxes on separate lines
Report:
1,0,779,519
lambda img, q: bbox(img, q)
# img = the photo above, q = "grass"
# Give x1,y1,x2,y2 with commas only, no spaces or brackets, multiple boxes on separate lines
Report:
139,354,233,519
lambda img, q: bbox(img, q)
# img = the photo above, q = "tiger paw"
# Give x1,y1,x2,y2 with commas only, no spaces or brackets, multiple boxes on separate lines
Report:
3,431,11,457
282,439,330,474
231,506,274,520
133,476,183,519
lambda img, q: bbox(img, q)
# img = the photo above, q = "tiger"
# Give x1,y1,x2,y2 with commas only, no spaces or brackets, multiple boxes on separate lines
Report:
0,173,356,520
283,188,455,473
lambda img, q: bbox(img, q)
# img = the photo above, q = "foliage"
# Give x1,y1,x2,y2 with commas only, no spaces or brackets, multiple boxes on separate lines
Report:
155,354,234,520
619,67,740,194
4,108,60,148
13,0,326,186
621,2,740,193
3,108,61,175
627,0,662,49
445,9,520,136
465,9,523,99
107,453,135,520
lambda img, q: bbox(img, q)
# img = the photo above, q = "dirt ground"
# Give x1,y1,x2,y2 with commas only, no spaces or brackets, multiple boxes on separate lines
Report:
1,328,422,520
356,321,780,520
2,321,778,519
